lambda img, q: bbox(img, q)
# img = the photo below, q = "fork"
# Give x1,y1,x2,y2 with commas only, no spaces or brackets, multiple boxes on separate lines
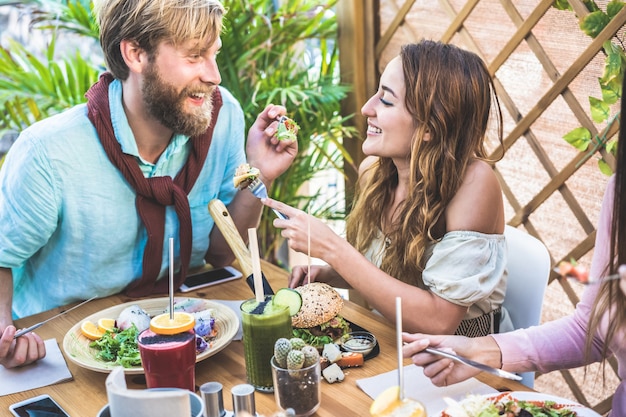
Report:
247,177,288,219
424,347,522,381
553,267,622,285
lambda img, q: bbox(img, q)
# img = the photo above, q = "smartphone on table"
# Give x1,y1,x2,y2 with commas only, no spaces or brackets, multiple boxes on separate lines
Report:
179,266,243,292
10,394,70,417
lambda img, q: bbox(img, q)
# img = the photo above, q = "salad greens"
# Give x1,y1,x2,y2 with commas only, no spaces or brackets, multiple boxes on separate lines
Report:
443,394,578,417
89,324,141,368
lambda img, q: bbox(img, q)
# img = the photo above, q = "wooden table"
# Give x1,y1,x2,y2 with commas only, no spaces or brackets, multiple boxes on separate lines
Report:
4,261,531,416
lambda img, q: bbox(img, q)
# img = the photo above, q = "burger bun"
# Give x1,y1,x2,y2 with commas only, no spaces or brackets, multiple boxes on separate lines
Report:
291,282,343,328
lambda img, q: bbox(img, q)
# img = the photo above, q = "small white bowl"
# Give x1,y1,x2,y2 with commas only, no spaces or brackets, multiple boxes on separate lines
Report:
342,331,377,356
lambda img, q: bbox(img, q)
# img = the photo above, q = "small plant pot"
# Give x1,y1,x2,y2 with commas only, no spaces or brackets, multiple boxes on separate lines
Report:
271,356,321,417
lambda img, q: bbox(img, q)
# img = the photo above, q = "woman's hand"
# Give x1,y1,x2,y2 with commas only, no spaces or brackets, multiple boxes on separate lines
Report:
0,325,46,369
289,265,325,288
402,333,500,387
262,197,342,261
619,264,626,296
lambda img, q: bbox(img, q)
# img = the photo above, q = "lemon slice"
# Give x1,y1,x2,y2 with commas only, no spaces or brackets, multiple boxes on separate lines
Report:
97,318,116,332
81,320,106,340
370,385,400,417
149,312,195,335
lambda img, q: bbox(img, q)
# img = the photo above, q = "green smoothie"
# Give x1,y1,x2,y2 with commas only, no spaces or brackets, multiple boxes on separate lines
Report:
241,296,292,392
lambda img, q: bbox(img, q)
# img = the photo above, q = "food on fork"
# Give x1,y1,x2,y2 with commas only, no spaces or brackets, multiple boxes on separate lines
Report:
233,163,260,189
370,386,426,417
291,282,352,350
556,260,589,284
276,116,299,141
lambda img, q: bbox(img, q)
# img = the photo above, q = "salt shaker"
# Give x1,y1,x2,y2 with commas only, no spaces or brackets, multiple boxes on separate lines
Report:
200,382,227,417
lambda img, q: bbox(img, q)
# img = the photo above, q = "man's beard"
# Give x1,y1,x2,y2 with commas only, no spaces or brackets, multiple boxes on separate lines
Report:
142,66,214,137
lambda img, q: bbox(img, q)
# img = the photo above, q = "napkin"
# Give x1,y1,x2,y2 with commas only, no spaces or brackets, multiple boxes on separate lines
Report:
0,338,72,395
212,299,244,340
105,367,190,417
356,364,498,416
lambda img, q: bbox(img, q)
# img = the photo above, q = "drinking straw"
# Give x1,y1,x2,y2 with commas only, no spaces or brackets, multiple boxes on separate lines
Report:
396,296,404,401
248,228,264,302
307,206,311,285
169,237,174,320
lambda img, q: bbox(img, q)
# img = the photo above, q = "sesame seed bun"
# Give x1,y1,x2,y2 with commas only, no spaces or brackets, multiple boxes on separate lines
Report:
291,282,344,328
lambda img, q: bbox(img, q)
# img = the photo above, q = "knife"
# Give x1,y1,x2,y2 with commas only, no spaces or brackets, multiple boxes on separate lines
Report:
425,347,522,381
13,296,97,339
208,199,274,296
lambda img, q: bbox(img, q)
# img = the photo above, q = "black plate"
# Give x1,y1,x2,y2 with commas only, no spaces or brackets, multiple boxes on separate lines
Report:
343,319,380,361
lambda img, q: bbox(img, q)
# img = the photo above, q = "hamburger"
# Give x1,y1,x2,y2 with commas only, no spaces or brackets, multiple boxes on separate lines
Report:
291,282,351,349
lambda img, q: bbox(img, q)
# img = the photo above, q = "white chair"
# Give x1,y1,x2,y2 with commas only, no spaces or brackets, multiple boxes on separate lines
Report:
501,225,551,388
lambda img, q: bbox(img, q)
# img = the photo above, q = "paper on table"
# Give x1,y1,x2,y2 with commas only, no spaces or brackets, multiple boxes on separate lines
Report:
356,364,497,416
0,338,72,395
105,367,190,417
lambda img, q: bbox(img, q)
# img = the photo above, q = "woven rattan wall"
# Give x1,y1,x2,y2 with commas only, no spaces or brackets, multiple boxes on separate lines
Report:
337,0,623,413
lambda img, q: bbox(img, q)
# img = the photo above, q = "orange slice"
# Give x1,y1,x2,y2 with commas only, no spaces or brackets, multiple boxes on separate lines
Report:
97,318,116,332
370,386,400,417
81,320,105,340
149,312,195,335
370,386,425,417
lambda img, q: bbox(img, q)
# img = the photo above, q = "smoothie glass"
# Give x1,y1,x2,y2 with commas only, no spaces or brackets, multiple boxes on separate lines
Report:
138,328,196,391
240,296,292,392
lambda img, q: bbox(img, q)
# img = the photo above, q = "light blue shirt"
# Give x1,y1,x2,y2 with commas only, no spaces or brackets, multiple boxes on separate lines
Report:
0,80,246,318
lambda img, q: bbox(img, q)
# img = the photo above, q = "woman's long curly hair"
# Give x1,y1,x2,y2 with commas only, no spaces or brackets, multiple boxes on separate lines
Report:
585,77,626,364
346,40,504,285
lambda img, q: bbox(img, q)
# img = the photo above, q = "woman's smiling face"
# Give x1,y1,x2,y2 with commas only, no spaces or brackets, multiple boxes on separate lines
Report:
360,56,415,163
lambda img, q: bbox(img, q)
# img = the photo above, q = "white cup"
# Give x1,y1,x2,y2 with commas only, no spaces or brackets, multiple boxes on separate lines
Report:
96,388,203,417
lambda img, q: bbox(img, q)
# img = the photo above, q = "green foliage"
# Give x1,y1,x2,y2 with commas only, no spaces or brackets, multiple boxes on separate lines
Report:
554,1,625,174
0,0,357,262
0,35,100,136
217,0,358,260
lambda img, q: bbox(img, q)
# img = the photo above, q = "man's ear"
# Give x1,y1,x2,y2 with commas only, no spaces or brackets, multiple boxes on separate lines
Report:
120,39,148,73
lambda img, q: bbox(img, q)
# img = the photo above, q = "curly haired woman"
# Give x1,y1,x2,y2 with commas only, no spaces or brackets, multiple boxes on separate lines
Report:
263,40,507,337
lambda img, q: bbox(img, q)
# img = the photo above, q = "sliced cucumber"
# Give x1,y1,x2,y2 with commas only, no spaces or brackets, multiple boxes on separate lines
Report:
273,288,303,316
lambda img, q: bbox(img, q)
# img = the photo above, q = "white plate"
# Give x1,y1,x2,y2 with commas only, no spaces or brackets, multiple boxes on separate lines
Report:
483,391,601,417
62,297,239,374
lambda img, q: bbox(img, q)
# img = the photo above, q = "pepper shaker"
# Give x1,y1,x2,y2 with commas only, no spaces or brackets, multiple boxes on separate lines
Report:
231,383,256,416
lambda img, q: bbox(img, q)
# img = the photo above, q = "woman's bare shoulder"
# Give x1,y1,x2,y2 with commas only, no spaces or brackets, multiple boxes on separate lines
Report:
446,160,504,233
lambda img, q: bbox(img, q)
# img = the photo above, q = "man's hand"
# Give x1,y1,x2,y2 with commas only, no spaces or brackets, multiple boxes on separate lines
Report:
245,104,298,184
0,325,46,368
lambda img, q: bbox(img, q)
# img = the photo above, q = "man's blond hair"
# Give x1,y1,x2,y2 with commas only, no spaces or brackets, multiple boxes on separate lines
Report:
94,0,225,80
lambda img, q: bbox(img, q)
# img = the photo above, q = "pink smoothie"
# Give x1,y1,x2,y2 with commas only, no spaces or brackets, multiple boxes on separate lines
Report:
138,329,196,391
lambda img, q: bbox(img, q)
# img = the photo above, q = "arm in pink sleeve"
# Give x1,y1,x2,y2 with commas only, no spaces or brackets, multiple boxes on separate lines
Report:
492,176,615,374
